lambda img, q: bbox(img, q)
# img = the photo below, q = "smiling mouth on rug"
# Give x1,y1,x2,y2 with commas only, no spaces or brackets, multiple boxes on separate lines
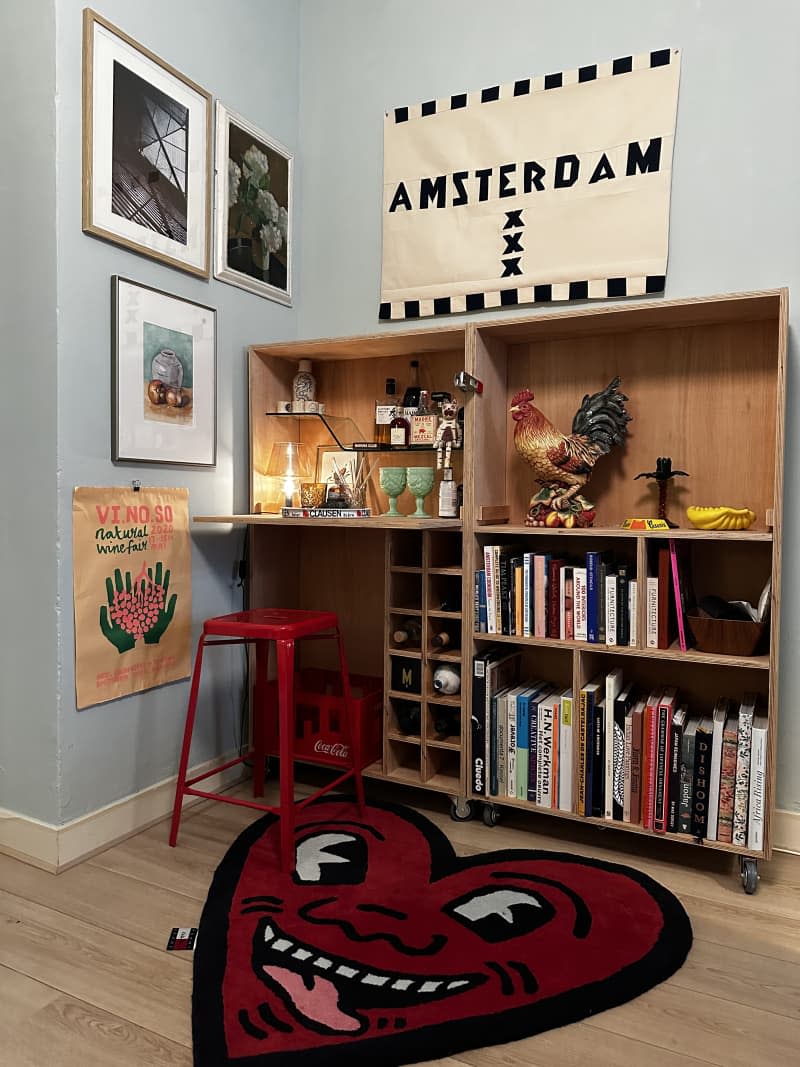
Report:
254,917,485,1034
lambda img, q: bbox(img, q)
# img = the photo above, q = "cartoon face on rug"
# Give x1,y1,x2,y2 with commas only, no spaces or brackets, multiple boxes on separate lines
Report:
193,799,692,1066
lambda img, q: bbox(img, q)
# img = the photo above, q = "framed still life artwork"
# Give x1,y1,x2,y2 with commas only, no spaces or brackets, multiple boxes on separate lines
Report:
112,276,216,466
214,102,293,305
82,9,212,278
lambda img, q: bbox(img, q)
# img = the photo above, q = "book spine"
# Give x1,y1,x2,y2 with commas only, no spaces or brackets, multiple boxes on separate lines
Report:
484,546,496,634
653,704,670,833
678,729,697,834
630,709,643,824
564,569,574,640
527,698,539,803
499,553,512,636
646,576,659,648
605,575,618,646
643,702,658,830
477,570,487,632
559,566,567,640
586,552,599,643
591,701,604,817
717,720,739,843
732,707,755,846
492,547,502,635
573,568,587,641
546,559,562,639
691,726,712,839
559,693,573,811
496,701,507,797
539,701,555,808
706,710,726,842
522,554,532,638
617,571,630,647
516,695,529,802
747,721,767,852
577,690,588,815
506,695,517,798
471,653,489,795
489,692,500,796
628,579,638,647
534,555,548,638
612,694,627,821
667,716,683,832
623,713,633,822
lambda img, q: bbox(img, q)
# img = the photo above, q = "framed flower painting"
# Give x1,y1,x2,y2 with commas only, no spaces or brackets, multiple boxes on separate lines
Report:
214,102,293,305
82,9,212,278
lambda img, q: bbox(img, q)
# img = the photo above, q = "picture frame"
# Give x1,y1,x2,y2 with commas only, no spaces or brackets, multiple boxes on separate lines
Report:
315,447,358,501
214,102,293,305
83,9,212,278
112,276,216,466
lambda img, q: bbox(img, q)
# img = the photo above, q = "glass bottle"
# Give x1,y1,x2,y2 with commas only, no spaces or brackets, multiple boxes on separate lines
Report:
390,405,411,447
401,359,421,413
392,618,422,647
430,629,454,649
375,377,397,446
438,467,458,517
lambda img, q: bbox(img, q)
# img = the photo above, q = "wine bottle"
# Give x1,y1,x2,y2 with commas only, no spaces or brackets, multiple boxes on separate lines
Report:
432,663,461,695
393,618,422,647
430,629,453,649
401,359,421,412
375,378,397,446
433,709,460,737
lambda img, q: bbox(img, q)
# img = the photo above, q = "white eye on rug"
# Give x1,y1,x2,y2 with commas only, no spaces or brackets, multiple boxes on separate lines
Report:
445,887,554,942
294,832,367,885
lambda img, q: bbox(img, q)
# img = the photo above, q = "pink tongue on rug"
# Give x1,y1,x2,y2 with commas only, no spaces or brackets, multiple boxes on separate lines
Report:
263,966,361,1033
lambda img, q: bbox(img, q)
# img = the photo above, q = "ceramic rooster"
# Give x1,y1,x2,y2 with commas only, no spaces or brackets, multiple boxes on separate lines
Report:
510,377,631,527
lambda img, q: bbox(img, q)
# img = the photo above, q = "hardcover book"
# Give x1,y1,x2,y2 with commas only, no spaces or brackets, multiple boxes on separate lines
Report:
678,717,699,834
613,678,636,821
747,713,769,851
653,686,678,833
558,688,574,812
629,697,645,824
281,507,371,518
642,689,663,830
717,713,740,844
603,667,624,819
732,692,758,846
667,705,687,832
706,697,732,841
691,716,714,839
577,676,603,815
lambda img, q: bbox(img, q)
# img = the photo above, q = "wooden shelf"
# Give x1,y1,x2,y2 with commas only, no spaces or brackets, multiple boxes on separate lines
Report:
194,514,461,530
475,524,774,541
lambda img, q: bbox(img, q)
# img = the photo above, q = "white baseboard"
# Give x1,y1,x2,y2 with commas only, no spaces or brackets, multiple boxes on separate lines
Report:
0,754,248,873
773,808,800,855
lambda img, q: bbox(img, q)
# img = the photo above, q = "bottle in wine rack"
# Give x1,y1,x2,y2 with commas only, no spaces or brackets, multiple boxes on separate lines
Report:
393,618,422,647
430,629,454,649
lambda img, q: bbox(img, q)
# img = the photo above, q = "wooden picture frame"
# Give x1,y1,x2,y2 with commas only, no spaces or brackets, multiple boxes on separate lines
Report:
82,9,212,278
214,102,293,305
112,276,216,466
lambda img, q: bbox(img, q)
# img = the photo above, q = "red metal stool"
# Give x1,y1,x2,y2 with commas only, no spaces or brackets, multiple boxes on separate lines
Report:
169,608,366,870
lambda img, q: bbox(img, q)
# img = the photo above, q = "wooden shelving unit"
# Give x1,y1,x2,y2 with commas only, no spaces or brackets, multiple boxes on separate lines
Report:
195,287,787,890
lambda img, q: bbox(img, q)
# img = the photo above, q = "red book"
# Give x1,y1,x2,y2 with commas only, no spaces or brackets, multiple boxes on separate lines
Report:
629,699,645,824
657,547,675,649
642,689,663,829
653,687,678,832
546,559,565,638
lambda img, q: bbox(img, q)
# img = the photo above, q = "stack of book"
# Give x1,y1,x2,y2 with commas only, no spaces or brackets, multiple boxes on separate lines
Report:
471,651,768,850
474,547,637,646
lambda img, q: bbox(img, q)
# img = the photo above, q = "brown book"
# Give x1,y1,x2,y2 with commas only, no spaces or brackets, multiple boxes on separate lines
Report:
629,697,645,824
657,546,676,649
716,713,739,843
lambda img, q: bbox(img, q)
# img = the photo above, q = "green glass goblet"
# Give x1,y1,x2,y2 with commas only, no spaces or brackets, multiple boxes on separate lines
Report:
379,466,407,517
406,466,435,518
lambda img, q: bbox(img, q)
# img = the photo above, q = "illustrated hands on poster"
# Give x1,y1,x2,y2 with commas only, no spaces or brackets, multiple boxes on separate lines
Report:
99,563,176,652
143,562,178,644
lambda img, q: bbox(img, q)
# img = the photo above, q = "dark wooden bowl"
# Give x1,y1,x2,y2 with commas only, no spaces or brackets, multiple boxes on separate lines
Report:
686,613,768,656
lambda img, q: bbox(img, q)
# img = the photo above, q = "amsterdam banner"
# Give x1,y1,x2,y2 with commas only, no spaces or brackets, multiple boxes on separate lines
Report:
73,486,191,709
380,48,680,320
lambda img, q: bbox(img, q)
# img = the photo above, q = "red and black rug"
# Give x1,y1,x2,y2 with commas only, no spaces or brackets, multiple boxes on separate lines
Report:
193,797,692,1066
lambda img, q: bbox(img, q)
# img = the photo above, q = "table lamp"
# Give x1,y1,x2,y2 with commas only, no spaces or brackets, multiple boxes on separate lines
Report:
265,441,314,507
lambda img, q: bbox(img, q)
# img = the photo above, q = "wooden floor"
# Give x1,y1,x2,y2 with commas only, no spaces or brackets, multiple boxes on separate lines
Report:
2,776,800,1067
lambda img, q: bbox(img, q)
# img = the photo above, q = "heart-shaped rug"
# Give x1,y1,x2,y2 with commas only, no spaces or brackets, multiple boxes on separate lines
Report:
193,797,692,1066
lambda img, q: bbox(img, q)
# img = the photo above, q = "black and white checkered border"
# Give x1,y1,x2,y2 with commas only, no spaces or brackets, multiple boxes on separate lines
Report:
379,276,666,321
387,48,676,124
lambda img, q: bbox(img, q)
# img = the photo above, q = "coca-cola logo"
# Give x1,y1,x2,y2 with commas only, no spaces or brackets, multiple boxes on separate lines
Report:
313,739,349,758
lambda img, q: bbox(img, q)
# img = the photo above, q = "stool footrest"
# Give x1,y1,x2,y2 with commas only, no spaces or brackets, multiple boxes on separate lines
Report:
185,754,249,787
184,787,281,816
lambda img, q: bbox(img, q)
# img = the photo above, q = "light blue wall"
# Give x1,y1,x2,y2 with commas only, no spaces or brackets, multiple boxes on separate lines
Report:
0,0,301,824
296,0,800,811
0,0,59,823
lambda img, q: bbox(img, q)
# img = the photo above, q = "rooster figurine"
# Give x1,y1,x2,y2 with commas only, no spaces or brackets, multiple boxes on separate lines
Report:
510,377,631,527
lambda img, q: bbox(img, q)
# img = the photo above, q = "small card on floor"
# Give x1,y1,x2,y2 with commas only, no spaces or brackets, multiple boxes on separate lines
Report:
167,927,198,951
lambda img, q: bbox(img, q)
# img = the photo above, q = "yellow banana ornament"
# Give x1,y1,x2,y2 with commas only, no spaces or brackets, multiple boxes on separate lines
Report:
686,506,756,531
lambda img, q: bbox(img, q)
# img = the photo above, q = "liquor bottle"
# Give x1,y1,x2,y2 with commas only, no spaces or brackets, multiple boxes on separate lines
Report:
437,468,458,517
392,618,422,647
401,359,421,413
389,405,411,447
375,378,397,446
410,390,437,446
430,629,454,649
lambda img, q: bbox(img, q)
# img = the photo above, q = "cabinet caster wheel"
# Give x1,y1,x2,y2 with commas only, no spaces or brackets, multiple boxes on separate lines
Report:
482,804,500,828
450,798,474,822
740,857,759,895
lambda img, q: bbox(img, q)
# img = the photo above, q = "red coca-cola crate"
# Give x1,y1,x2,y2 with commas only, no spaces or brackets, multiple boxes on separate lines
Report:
264,668,383,769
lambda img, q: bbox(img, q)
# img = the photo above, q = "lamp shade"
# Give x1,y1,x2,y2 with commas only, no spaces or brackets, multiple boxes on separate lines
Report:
265,441,314,480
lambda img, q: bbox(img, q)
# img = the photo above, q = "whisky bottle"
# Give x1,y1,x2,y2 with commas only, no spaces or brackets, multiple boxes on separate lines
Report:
392,618,422,647
375,378,397,446
389,406,410,447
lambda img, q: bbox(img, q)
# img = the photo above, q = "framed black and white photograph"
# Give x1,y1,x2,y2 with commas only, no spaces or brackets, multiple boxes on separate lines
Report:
214,102,293,305
83,9,212,278
112,276,216,466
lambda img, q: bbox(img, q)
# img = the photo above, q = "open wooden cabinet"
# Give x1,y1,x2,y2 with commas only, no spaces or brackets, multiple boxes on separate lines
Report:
195,288,786,892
